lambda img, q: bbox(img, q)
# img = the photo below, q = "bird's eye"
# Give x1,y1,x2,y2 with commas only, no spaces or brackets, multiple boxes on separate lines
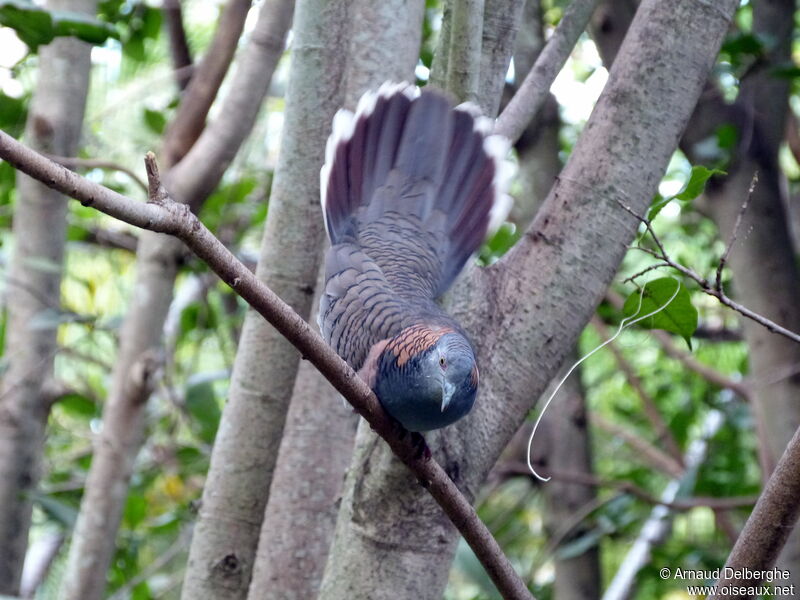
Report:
439,356,446,368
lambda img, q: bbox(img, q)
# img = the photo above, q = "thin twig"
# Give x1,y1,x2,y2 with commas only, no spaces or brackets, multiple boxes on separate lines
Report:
499,462,758,511
46,155,148,193
0,129,535,600
622,262,672,284
605,291,752,399
715,171,757,292
617,198,800,345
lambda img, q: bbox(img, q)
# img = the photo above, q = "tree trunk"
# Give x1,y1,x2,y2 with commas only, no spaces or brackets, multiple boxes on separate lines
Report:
510,0,560,226
0,0,95,591
478,0,525,116
541,369,601,600
318,1,737,598
245,2,424,598
179,1,349,598
59,2,293,597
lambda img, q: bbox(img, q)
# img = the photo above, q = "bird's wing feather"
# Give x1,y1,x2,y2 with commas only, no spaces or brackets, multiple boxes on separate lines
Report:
319,243,407,370
320,83,512,304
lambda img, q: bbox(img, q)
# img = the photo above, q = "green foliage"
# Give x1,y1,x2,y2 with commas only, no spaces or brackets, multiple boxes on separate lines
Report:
0,0,118,50
623,278,698,347
478,222,520,264
57,393,98,418
185,381,221,444
142,107,167,134
648,165,725,222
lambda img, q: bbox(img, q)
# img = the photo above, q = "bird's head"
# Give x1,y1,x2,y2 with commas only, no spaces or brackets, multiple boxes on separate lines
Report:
374,326,479,432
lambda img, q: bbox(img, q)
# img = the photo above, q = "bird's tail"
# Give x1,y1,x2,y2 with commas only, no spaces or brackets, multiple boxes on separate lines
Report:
320,82,512,296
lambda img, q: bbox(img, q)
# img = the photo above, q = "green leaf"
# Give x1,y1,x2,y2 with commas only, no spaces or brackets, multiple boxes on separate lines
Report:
674,165,724,202
185,382,220,444
175,445,203,468
139,5,162,39
131,581,151,600
58,392,97,418
0,0,116,49
646,192,670,222
648,166,725,222
478,223,519,264
0,93,27,135
770,64,800,79
124,494,148,528
143,107,166,134
622,277,698,347
715,123,738,150
0,0,54,50
123,33,145,62
51,10,118,44
721,33,765,59
33,492,78,527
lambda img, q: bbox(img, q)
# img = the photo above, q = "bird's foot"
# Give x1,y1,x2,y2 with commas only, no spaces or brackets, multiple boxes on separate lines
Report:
410,432,431,461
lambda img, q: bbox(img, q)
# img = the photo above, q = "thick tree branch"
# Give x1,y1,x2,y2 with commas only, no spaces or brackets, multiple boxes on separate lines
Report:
447,0,484,103
161,0,252,166
163,0,194,91
494,0,599,142
710,423,800,599
0,130,534,600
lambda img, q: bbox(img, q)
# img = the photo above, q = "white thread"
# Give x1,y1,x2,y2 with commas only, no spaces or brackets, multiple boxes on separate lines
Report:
526,276,683,482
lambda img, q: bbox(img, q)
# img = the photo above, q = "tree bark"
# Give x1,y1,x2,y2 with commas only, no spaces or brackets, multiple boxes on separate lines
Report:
163,0,194,91
478,0,525,117
510,0,560,226
0,0,95,592
161,0,252,167
318,1,737,598
179,1,349,598
447,0,484,103
59,2,293,598
710,422,800,600
246,2,424,598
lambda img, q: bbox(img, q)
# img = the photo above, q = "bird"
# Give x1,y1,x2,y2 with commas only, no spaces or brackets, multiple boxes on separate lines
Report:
318,82,510,432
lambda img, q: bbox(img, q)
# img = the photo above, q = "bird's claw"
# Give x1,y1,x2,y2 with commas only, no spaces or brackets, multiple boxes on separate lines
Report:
410,432,431,461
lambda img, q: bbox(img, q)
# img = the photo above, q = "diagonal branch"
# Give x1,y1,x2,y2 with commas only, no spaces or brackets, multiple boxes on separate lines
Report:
494,0,599,142
710,422,800,599
161,0,252,167
0,130,535,600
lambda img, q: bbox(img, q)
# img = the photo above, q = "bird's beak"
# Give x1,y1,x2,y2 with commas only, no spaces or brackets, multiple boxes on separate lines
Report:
441,379,456,412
